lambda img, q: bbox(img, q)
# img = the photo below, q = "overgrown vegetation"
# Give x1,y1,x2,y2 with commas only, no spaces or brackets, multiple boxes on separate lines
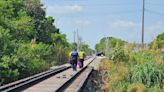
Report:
0,0,92,85
97,33,164,91
95,37,126,53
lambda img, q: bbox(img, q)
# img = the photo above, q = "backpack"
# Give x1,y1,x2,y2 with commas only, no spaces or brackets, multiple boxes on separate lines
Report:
71,51,78,61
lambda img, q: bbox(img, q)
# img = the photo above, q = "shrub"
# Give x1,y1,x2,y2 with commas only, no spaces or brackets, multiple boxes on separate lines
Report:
127,83,145,92
30,43,53,64
99,57,164,92
52,44,69,65
13,43,52,78
128,62,164,87
131,50,163,65
0,43,53,85
0,56,19,84
100,59,129,91
108,47,128,62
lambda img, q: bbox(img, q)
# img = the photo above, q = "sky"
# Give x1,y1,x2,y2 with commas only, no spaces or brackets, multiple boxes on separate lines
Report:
41,0,164,49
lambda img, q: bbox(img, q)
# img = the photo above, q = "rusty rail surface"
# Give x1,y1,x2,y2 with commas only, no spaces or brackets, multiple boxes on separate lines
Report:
0,56,95,92
55,57,95,92
0,66,70,92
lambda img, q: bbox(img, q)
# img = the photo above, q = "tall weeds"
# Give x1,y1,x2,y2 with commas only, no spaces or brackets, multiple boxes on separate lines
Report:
99,49,164,92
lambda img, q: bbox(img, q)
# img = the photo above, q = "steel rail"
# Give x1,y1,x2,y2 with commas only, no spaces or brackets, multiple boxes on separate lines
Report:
0,56,94,92
0,66,71,92
74,67,93,92
55,57,95,92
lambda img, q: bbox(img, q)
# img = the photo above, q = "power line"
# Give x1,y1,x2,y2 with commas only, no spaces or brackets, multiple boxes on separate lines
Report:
84,10,141,15
145,9,164,16
50,2,137,6
146,1,164,7
57,9,141,18
146,3,164,8
48,7,139,19
80,3,137,7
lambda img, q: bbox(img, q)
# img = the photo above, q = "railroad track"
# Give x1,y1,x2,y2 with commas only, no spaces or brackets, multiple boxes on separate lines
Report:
0,66,70,92
55,58,95,92
57,67,93,92
0,57,95,92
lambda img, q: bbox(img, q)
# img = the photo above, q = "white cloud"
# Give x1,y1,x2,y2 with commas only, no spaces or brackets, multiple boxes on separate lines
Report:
110,19,139,29
110,20,164,32
75,20,91,26
46,5,83,15
147,21,164,32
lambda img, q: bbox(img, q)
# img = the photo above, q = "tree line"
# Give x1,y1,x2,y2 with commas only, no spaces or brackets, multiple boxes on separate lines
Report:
0,0,92,85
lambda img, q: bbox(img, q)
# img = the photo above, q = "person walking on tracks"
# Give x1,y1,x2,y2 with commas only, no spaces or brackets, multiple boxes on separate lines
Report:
69,48,79,71
78,50,85,68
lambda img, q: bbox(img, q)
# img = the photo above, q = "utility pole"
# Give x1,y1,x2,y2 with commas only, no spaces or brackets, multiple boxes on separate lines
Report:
74,31,76,43
77,29,80,51
141,0,145,48
79,37,82,51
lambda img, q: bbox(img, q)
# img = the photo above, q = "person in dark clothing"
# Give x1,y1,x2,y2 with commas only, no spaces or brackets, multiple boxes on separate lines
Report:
69,49,79,71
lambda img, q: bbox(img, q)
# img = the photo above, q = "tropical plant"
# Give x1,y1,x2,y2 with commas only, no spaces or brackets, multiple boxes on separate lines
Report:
128,62,164,87
108,46,128,62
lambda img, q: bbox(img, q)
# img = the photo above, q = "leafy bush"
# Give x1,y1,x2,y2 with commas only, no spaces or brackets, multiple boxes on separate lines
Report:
52,44,69,65
0,26,15,55
0,56,19,84
108,47,128,62
150,32,164,49
0,43,54,85
30,43,53,63
131,50,163,65
128,62,164,87
95,37,126,52
14,43,52,77
156,33,164,48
